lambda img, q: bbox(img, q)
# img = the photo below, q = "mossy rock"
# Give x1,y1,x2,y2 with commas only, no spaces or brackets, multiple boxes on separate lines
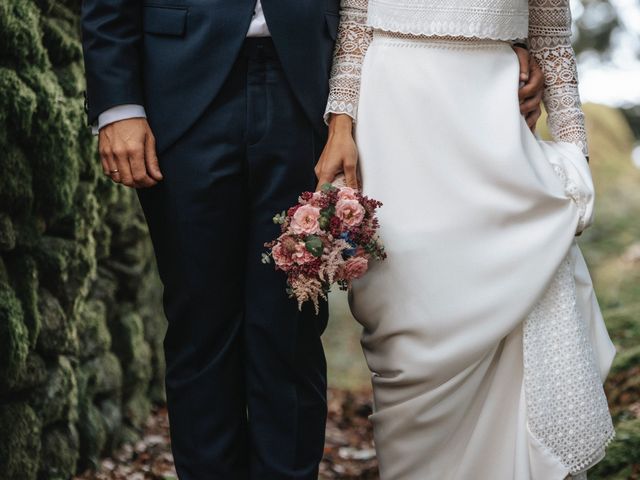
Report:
76,400,107,471
0,351,47,395
109,310,152,393
0,403,42,480
97,398,123,452
30,355,78,426
36,288,78,356
79,352,123,397
0,0,47,70
0,213,17,252
38,423,79,480
591,417,640,478
124,388,153,431
0,143,34,216
6,253,40,348
34,237,96,313
0,282,29,386
76,298,111,360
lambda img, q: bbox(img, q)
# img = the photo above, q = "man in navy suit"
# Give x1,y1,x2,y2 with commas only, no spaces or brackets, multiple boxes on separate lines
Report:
81,1,543,478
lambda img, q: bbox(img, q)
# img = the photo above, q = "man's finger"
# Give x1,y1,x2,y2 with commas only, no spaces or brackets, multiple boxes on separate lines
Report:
113,147,134,187
513,46,529,83
128,143,156,188
101,145,121,183
145,133,163,182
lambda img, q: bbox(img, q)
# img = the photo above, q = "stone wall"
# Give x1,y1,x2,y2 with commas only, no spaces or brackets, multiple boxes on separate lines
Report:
0,1,166,478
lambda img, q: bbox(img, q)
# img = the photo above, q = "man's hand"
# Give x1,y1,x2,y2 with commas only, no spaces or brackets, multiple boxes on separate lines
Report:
99,118,163,188
315,114,358,190
513,46,544,132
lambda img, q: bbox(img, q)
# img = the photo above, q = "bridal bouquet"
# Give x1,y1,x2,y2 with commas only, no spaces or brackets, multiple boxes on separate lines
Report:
262,180,386,313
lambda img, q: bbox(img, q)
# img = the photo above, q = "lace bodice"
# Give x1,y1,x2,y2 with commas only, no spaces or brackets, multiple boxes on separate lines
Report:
325,0,588,156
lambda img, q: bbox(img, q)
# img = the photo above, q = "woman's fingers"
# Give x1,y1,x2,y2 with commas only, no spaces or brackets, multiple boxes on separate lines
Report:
526,107,542,132
513,46,530,83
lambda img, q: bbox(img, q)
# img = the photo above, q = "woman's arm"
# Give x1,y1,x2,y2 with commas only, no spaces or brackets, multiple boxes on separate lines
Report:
317,0,372,189
528,0,589,157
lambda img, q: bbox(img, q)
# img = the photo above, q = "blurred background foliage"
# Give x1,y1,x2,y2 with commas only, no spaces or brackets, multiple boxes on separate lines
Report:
0,0,638,479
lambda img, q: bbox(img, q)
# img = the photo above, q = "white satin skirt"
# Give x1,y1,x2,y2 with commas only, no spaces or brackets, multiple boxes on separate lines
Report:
350,33,617,480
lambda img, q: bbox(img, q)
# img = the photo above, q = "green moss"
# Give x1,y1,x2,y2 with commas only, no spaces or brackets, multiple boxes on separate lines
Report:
0,0,47,69
6,254,40,347
0,67,37,134
0,213,17,251
38,423,79,480
0,351,47,395
76,400,107,471
20,68,80,221
0,143,34,216
41,16,82,66
0,403,42,480
0,282,29,385
76,299,111,360
34,237,96,312
109,311,152,394
30,355,78,426
79,352,123,397
36,288,78,356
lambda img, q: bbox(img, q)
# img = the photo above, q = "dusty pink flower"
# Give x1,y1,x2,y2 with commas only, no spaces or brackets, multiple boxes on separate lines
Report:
304,191,322,207
337,187,358,201
291,204,321,235
292,243,316,265
272,243,294,269
343,256,369,280
335,199,365,227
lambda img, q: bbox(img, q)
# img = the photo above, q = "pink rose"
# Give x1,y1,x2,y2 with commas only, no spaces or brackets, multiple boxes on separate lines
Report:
272,243,294,269
292,243,316,265
335,199,365,227
343,257,368,280
338,187,358,201
291,204,321,235
308,191,324,207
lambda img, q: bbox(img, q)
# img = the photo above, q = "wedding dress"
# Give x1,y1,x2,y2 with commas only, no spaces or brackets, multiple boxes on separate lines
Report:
324,1,617,479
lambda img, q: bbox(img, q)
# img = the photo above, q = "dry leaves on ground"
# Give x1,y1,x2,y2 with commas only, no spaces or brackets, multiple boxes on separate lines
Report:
74,388,378,480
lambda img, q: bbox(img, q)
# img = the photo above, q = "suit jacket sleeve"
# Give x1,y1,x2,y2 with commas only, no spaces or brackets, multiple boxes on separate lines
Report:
81,0,144,125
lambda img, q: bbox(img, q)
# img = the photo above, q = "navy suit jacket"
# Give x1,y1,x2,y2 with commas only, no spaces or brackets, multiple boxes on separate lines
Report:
81,0,339,152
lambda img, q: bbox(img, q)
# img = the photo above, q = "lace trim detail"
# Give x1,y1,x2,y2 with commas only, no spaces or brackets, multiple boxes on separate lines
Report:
324,0,372,124
551,163,588,233
326,0,589,154
529,0,588,156
523,255,615,474
367,0,528,40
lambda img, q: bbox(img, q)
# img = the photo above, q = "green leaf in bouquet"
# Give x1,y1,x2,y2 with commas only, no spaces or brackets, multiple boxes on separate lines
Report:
321,183,338,193
261,253,272,264
305,235,324,258
272,210,287,225
321,205,335,218
318,215,330,230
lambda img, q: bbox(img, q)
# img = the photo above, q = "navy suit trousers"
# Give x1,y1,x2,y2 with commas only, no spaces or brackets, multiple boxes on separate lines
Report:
136,38,329,480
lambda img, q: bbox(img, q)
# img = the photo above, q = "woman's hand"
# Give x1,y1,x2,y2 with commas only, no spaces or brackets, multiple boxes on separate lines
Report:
513,46,545,132
315,114,359,190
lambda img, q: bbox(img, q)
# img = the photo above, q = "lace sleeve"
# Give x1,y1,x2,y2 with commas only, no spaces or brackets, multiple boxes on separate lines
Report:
529,0,588,156
324,0,373,124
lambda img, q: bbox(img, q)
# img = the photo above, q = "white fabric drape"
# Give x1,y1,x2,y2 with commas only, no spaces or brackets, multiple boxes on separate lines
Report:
349,33,616,479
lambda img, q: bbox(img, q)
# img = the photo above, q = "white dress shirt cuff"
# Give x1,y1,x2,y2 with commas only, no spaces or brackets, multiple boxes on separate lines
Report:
91,104,147,135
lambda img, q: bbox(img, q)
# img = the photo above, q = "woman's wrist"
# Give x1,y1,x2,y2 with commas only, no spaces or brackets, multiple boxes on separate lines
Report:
328,113,354,136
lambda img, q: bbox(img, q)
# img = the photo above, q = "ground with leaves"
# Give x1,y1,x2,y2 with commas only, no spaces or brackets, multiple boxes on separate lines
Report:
74,388,377,480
